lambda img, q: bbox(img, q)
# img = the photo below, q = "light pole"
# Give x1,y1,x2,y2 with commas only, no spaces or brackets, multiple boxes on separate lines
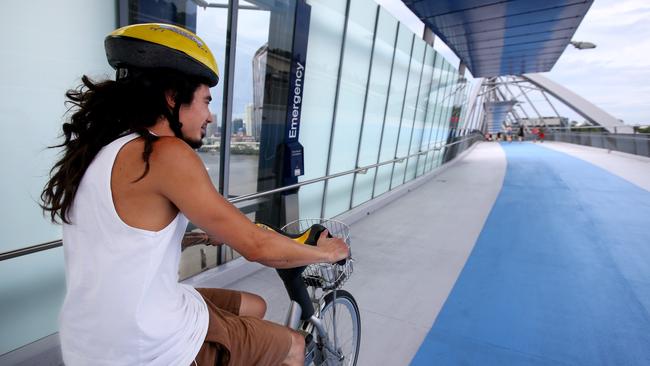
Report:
570,41,597,49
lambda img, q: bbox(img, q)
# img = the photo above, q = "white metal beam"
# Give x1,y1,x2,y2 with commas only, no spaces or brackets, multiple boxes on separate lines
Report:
522,73,631,133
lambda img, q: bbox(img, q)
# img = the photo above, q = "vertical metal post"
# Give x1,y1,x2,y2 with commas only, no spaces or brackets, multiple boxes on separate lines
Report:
402,44,428,184
501,87,527,135
500,77,530,121
475,82,488,133
515,78,543,122
464,82,480,134
466,82,480,133
117,0,128,26
441,64,458,163
371,21,399,200
541,90,562,119
442,68,461,163
349,5,380,210
430,65,452,168
422,63,448,171
423,27,435,46
219,0,239,198
464,97,477,134
414,51,437,177
420,71,439,172
254,0,305,228
320,0,351,219
388,34,415,190
472,83,482,133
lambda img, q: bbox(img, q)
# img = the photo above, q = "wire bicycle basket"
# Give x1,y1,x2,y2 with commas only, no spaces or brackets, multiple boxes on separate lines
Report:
282,218,353,290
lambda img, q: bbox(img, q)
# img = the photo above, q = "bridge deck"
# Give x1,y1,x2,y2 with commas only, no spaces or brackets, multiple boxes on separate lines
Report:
193,141,650,365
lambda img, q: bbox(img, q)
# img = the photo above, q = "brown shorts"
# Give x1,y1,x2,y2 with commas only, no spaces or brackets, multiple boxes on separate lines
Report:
193,288,293,366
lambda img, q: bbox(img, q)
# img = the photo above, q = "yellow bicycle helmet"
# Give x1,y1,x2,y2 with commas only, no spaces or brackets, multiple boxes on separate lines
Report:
105,23,219,87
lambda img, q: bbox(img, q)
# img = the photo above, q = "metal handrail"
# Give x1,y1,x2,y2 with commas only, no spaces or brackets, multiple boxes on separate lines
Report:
230,135,479,203
0,240,63,261
0,134,481,261
544,125,650,134
517,125,650,141
549,131,650,142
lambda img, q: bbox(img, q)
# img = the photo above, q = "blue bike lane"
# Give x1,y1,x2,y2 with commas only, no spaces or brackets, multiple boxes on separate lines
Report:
411,143,650,365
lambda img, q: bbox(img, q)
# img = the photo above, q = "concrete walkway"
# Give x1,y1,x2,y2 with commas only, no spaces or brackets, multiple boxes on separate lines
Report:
540,141,650,192
194,141,507,365
411,142,650,365
193,141,650,365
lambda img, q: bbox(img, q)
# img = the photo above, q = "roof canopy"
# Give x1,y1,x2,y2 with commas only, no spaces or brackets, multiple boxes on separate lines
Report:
402,0,593,77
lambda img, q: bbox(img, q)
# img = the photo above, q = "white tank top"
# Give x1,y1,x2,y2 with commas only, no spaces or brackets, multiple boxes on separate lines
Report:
60,133,208,366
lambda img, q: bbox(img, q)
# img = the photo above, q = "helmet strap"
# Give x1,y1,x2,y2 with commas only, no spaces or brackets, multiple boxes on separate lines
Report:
116,67,129,81
169,102,184,139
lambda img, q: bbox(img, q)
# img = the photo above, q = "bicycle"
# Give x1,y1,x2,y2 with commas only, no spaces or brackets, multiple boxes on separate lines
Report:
258,219,361,366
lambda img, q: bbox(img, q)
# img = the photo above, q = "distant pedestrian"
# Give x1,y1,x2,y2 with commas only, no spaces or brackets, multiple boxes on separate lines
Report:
517,126,524,141
506,125,513,142
538,127,545,142
531,127,539,142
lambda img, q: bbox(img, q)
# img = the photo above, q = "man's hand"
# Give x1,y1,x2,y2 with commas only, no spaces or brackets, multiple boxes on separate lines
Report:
316,229,349,263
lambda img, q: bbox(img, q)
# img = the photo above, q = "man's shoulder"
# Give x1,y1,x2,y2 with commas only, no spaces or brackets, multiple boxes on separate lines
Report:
151,137,196,158
148,137,202,173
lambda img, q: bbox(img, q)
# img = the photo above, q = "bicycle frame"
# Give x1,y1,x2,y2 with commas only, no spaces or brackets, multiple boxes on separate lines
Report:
274,219,355,365
285,289,344,366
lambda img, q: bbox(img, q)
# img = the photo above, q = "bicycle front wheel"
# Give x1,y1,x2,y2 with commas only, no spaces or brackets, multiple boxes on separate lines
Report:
316,290,361,366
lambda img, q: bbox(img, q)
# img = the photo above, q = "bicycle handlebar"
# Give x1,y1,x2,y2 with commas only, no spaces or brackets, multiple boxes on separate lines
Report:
256,222,348,265
257,222,350,320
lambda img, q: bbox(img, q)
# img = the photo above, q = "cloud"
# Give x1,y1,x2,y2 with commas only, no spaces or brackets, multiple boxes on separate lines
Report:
585,0,650,26
373,0,650,123
547,1,650,123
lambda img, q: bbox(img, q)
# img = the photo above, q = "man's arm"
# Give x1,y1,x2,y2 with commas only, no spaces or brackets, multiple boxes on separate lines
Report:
181,231,223,250
149,138,348,268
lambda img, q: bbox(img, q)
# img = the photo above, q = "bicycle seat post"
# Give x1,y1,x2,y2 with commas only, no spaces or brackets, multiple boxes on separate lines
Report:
285,300,302,330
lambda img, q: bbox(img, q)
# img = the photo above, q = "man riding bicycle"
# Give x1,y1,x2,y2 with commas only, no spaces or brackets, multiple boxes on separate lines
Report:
40,23,348,366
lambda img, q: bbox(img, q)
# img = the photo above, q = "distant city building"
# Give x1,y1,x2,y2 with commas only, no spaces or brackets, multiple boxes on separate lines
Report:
252,44,267,141
207,113,220,137
518,117,569,128
232,118,244,135
573,120,594,127
244,103,254,137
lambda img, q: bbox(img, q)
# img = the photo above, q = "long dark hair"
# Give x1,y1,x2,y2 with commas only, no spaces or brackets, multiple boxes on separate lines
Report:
41,68,206,224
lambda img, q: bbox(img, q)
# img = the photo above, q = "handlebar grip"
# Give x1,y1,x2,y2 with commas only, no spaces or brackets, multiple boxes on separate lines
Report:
306,224,348,266
303,224,327,245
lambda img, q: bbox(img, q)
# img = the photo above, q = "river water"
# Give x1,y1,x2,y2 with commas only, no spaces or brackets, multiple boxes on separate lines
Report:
197,151,260,196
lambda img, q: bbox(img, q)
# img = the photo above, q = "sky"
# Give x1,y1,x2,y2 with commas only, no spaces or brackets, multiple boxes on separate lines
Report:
377,0,650,125
197,0,650,125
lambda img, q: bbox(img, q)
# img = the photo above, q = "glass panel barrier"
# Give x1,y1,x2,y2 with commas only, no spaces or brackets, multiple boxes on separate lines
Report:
415,46,437,178
440,63,458,163
427,60,451,171
298,0,347,219
391,38,425,189
322,0,378,218
423,54,445,173
351,8,398,207
226,2,268,198
0,1,115,355
373,23,413,198
178,1,231,275
434,63,451,167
